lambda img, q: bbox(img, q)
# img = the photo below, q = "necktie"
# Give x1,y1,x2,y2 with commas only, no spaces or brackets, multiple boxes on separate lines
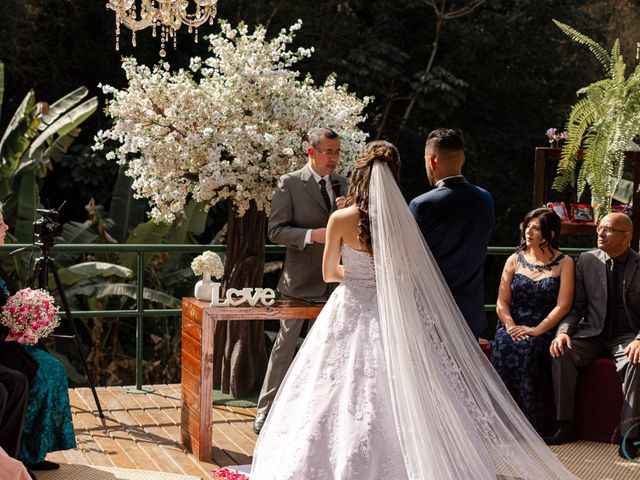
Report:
605,258,615,336
318,178,332,211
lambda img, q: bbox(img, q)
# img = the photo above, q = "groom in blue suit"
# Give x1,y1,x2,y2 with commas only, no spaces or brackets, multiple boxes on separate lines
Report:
409,129,495,338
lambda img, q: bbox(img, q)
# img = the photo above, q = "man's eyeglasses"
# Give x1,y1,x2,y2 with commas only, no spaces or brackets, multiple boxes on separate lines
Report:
315,148,341,156
596,225,627,235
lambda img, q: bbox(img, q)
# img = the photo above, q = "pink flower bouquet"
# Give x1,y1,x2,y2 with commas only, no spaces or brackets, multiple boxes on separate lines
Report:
0,288,61,345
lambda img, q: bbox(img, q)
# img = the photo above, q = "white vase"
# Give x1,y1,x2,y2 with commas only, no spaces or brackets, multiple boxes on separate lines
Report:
194,270,213,301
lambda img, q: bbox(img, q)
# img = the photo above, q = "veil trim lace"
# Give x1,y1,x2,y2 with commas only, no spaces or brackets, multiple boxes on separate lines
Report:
370,161,577,479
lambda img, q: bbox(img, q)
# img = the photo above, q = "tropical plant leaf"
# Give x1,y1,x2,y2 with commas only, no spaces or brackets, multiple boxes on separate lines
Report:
27,97,98,159
160,200,208,274
40,86,88,126
0,90,37,174
53,221,99,267
108,165,148,243
57,261,132,285
120,220,172,270
43,128,82,161
71,282,180,308
0,61,4,122
13,171,37,242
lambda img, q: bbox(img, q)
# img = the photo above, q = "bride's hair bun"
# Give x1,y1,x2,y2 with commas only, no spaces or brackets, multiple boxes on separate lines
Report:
345,140,401,254
355,141,400,171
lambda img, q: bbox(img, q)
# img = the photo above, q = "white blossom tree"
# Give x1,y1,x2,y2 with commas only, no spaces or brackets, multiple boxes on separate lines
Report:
96,20,370,396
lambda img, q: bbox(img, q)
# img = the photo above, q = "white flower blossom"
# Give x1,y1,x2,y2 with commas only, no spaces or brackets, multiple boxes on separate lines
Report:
191,251,224,278
95,20,371,223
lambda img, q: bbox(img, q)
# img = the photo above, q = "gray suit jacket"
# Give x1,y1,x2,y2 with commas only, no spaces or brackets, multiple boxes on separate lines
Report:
557,248,640,340
268,164,348,298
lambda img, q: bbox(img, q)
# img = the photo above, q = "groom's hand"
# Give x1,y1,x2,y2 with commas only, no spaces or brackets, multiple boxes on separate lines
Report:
550,333,572,358
624,340,640,364
336,196,346,209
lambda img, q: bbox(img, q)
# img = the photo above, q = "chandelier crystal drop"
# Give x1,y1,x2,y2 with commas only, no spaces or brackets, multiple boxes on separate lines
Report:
106,0,218,56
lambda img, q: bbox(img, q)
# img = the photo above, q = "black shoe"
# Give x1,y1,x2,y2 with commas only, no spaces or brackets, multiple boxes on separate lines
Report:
253,412,267,434
25,468,37,480
619,438,640,460
24,460,60,470
543,424,577,445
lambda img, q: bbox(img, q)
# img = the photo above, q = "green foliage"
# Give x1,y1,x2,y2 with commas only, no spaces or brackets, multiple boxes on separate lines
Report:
0,73,98,241
108,166,147,243
552,21,640,216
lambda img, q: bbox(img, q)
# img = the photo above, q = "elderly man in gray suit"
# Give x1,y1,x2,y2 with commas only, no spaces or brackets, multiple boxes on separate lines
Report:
545,213,640,459
253,127,348,433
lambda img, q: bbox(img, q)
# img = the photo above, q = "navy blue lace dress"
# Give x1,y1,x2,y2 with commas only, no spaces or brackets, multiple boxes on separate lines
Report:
491,253,563,434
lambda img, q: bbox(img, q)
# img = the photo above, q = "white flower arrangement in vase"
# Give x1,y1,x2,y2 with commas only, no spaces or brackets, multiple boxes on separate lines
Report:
191,251,224,301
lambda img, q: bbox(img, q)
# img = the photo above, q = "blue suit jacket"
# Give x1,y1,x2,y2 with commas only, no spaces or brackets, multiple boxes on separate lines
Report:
409,177,495,337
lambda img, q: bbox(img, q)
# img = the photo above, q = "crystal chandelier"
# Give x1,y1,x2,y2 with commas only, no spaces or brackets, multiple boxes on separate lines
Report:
106,0,218,57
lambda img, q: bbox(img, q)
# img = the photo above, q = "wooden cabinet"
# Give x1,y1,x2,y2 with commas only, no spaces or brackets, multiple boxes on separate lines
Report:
532,147,640,249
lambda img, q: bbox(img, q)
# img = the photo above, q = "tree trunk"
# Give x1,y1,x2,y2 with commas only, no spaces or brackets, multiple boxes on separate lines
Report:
212,200,268,398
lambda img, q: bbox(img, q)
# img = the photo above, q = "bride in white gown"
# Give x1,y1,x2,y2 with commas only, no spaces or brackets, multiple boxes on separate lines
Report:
249,141,577,479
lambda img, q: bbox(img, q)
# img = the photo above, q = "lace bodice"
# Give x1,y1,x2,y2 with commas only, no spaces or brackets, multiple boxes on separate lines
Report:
341,243,375,285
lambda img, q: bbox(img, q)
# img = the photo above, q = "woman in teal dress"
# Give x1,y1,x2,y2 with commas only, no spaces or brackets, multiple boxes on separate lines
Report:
0,204,76,470
17,345,77,468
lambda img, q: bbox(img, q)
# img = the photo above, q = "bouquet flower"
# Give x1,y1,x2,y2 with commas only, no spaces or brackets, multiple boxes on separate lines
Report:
0,288,61,345
191,251,224,279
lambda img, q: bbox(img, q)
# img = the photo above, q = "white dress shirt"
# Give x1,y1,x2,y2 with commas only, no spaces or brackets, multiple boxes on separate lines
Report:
304,164,335,245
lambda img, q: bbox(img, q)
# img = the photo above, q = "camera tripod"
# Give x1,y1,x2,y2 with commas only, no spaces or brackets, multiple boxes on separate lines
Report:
22,240,104,418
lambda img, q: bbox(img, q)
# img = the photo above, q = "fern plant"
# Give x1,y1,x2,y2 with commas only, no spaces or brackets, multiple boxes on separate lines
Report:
552,20,640,218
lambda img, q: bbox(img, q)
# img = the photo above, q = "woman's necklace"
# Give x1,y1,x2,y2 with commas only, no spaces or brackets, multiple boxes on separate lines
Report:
517,251,564,273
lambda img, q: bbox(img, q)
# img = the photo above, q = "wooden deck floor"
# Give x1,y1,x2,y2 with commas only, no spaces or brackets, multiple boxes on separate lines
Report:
46,384,640,480
47,385,256,479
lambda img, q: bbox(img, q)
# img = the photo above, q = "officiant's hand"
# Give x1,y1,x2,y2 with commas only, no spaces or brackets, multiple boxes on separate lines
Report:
310,228,327,244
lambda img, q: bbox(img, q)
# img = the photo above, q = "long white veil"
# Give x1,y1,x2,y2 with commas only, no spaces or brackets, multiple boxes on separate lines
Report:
370,161,577,479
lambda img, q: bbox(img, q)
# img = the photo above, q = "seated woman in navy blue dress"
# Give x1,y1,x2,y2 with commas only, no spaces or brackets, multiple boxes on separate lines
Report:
491,207,574,434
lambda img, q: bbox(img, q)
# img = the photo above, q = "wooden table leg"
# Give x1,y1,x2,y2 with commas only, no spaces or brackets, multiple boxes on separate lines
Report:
181,300,214,461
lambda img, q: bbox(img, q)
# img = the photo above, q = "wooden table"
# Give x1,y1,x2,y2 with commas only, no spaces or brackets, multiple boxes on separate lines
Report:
180,297,324,461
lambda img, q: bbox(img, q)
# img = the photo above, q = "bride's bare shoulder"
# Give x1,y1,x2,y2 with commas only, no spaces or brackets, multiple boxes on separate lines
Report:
330,205,360,222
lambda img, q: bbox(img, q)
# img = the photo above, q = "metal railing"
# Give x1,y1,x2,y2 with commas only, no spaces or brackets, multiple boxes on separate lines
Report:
0,243,589,392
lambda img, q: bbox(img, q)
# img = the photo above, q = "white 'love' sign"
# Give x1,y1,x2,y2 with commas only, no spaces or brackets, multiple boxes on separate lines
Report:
210,285,276,307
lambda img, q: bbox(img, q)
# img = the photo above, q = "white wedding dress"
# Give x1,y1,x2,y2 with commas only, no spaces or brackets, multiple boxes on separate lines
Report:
250,162,577,480
252,244,410,478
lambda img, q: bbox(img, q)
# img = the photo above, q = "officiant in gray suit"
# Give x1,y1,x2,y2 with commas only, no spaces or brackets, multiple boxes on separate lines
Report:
253,127,348,434
546,213,640,460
